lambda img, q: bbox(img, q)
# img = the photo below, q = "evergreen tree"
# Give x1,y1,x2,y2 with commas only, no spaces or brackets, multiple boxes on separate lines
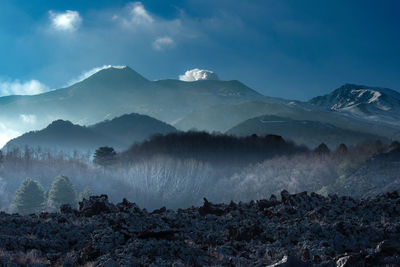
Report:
48,175,77,211
335,143,348,154
79,187,92,202
314,143,330,154
11,178,45,215
93,146,117,167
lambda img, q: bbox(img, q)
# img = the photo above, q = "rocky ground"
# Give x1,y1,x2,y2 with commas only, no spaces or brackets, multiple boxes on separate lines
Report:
0,191,399,266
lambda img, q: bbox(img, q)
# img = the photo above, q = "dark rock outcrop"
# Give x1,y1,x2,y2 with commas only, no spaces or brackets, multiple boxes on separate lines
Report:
0,190,399,266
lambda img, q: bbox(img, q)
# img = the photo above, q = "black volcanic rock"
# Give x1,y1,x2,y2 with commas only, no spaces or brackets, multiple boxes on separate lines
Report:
79,195,118,217
0,191,399,265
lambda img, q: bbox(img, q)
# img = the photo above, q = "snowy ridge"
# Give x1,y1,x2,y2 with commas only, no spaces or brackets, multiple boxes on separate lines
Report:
309,84,400,127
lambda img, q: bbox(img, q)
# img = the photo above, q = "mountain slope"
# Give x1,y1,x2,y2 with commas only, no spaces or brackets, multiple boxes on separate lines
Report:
0,66,265,141
3,120,105,153
3,113,177,152
1,67,400,147
90,113,177,149
174,101,399,138
309,84,400,127
322,146,400,197
226,115,387,149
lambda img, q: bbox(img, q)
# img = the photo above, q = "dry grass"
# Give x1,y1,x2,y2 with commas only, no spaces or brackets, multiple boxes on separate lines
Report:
0,249,50,265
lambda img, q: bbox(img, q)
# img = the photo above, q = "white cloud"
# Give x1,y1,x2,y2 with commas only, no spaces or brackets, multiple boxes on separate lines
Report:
128,2,154,24
152,36,174,50
0,122,20,149
179,69,220,82
0,80,50,97
49,10,82,32
116,2,154,27
67,65,127,86
20,114,37,124
112,2,189,49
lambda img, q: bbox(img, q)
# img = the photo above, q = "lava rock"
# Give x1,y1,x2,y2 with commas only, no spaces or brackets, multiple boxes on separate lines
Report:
79,195,118,217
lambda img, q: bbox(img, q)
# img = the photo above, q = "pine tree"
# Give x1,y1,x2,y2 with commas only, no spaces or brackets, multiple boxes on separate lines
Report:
93,146,117,167
314,143,330,154
11,178,45,215
335,143,348,154
48,175,77,211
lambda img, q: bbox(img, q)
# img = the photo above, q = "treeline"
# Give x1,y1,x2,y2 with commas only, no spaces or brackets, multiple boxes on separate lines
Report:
0,132,397,211
119,131,309,166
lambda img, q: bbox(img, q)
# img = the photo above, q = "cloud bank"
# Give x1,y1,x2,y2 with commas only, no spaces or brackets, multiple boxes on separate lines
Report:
0,122,20,149
179,69,219,82
0,80,49,97
49,10,82,32
20,114,37,124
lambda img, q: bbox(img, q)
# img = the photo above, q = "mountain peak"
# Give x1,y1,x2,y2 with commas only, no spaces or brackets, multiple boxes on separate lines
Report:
310,84,400,109
46,120,76,130
74,65,149,87
308,84,400,127
93,65,146,78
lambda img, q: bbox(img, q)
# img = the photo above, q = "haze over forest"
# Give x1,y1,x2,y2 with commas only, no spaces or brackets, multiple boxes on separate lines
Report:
0,0,399,216
0,1,399,265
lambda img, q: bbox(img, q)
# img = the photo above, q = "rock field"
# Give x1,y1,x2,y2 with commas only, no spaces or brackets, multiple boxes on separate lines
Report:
0,190,399,266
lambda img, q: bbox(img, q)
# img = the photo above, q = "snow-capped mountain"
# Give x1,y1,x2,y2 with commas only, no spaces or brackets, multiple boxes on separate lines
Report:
309,84,400,127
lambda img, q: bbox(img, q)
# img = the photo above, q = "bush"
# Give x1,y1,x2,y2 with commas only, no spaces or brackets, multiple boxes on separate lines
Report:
48,175,77,211
11,178,45,215
79,187,92,202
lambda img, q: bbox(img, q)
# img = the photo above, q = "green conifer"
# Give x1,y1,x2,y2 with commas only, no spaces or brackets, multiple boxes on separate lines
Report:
48,175,77,211
11,178,45,215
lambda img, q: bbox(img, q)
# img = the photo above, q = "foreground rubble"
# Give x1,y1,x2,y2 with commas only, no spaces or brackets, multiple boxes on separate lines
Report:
0,191,399,266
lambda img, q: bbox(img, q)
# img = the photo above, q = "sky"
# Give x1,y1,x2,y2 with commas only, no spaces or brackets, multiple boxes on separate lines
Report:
0,0,399,100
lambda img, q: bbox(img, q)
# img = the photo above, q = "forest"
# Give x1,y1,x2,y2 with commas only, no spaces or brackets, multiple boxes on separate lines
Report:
0,131,395,212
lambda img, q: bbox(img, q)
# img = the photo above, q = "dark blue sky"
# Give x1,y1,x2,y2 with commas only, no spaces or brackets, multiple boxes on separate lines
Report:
0,0,399,100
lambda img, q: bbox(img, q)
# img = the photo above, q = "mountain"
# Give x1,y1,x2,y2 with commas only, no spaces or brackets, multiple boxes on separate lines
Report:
226,115,387,149
0,66,265,142
4,120,105,153
1,66,400,147
90,113,177,149
309,84,400,127
3,113,177,153
174,101,399,139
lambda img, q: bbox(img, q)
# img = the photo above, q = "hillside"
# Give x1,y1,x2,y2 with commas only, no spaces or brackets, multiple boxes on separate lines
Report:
174,101,399,139
226,115,387,149
4,113,177,153
90,113,177,149
321,145,400,197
